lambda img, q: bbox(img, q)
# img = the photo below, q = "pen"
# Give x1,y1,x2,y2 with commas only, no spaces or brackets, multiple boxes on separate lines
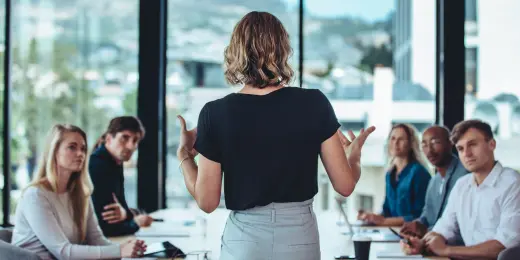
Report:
135,208,163,222
389,227,412,245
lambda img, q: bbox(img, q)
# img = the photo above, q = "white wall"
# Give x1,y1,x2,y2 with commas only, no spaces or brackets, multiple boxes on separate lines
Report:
477,0,520,99
411,0,520,99
411,0,436,95
350,166,387,215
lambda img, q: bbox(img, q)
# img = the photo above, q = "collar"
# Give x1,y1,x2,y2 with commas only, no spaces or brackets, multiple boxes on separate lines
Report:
470,161,502,188
390,161,415,181
438,154,459,179
92,144,120,166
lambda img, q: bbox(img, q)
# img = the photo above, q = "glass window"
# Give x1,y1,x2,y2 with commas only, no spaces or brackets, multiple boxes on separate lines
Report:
465,47,477,97
10,0,139,218
465,0,478,22
166,0,300,209
464,1,520,172
165,1,434,258
308,2,435,258
465,0,478,36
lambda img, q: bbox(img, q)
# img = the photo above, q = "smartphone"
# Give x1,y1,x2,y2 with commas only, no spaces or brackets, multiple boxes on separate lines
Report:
143,241,186,259
389,227,412,245
334,255,356,259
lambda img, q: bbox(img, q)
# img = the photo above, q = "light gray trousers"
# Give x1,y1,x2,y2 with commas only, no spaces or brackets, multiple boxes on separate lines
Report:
220,199,320,260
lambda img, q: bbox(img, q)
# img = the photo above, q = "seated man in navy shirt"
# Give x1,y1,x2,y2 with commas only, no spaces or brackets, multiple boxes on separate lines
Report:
358,124,431,226
90,116,153,236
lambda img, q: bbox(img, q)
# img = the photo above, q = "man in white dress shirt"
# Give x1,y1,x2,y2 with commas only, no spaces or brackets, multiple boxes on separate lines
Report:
402,119,520,259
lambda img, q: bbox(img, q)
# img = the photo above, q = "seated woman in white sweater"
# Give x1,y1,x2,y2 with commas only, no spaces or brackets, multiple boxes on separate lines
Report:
11,124,147,260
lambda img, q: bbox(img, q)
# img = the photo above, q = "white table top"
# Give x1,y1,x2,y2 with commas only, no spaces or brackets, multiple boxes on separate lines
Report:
109,208,448,260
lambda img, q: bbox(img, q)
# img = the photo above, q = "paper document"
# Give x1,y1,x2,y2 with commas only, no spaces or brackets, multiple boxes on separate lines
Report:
135,223,191,237
376,250,423,258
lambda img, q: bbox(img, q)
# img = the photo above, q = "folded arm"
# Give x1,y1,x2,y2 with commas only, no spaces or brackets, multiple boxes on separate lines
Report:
89,158,139,236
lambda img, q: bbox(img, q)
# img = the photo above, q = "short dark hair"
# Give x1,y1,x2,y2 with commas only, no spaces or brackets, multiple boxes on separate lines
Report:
93,116,145,150
425,125,451,142
450,119,493,144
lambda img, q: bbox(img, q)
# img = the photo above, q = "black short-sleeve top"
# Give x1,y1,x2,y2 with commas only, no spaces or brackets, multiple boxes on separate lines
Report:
194,87,340,210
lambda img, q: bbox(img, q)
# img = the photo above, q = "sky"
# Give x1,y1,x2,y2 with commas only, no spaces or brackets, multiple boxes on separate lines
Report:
284,0,394,21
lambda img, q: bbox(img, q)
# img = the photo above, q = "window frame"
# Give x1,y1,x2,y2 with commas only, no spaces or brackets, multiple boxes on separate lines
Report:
1,0,466,225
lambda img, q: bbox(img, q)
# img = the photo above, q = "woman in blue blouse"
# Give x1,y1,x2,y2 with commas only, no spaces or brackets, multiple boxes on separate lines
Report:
358,123,431,226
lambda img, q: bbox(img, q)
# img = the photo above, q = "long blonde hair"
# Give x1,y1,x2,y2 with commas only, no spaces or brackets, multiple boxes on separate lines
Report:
27,124,93,242
385,123,430,171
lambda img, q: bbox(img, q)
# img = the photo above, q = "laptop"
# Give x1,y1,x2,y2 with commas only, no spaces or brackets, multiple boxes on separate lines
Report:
335,198,401,242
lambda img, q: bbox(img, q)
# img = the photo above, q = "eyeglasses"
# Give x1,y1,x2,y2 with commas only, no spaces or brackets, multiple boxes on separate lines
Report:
421,138,443,148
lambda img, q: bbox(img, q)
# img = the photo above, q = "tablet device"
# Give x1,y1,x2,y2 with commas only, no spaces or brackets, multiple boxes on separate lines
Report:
143,241,185,258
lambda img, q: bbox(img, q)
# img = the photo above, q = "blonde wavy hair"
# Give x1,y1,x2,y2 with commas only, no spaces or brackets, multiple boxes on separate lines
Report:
385,123,430,171
224,11,294,88
27,124,93,242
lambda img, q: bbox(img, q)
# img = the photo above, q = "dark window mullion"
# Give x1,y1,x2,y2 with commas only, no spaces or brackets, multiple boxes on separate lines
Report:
2,0,12,227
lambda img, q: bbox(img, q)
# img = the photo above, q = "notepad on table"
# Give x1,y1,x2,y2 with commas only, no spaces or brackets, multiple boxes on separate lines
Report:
376,250,423,258
135,223,191,237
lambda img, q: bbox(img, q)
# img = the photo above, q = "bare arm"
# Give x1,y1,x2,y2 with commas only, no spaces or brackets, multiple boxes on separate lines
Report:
381,217,405,227
177,115,223,214
320,131,358,197
425,231,504,259
359,213,404,226
180,154,222,213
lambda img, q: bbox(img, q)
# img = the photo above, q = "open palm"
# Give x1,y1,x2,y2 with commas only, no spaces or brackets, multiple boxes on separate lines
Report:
337,126,376,163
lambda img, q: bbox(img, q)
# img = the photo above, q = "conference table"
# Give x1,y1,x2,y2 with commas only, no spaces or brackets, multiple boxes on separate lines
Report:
109,208,448,260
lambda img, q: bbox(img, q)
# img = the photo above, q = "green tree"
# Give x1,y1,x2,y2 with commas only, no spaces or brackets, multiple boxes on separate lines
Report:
356,44,393,74
12,37,111,178
13,38,40,178
123,88,138,115
354,12,394,74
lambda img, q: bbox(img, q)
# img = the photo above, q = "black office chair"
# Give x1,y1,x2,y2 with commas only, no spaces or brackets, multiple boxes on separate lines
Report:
498,246,520,260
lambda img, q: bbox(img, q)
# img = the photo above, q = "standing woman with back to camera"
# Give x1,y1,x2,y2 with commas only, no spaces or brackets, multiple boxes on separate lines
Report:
176,11,375,260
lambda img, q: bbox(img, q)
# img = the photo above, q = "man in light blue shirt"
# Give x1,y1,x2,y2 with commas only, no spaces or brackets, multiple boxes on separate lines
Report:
402,120,520,259
400,126,468,238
